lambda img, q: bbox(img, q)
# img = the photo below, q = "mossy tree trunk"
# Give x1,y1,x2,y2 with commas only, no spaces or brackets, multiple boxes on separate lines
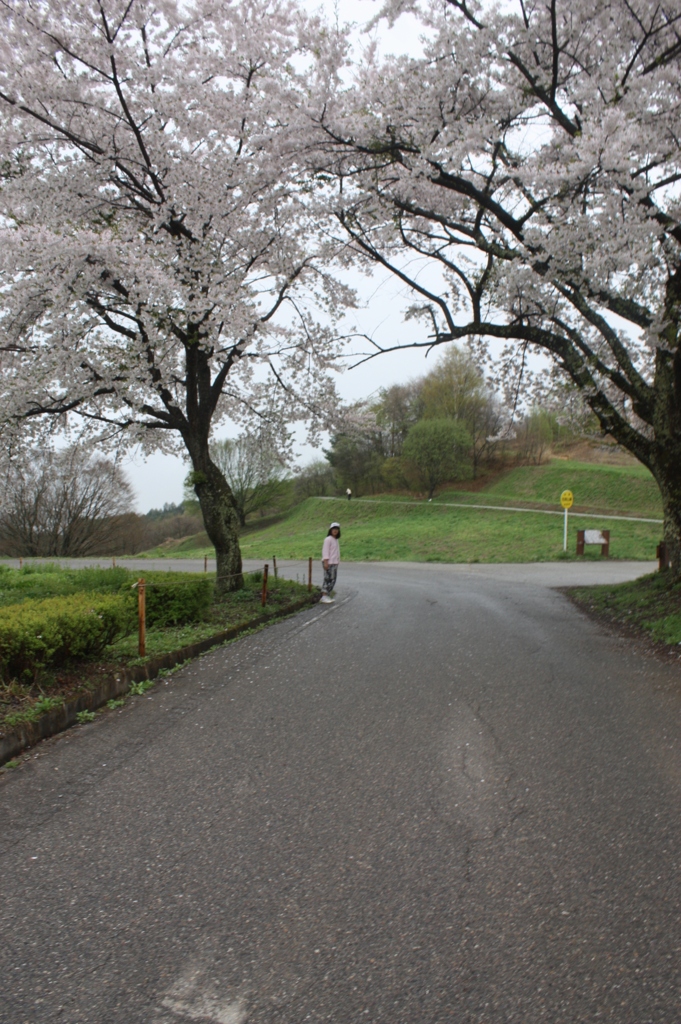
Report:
648,336,681,578
642,270,681,577
187,449,243,593
180,344,244,594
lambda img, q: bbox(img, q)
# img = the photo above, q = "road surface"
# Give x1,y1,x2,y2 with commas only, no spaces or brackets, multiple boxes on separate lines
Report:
1,561,680,1023
0,554,660,585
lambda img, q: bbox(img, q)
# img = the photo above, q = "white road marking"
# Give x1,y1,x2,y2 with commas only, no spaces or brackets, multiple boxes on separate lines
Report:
155,961,246,1024
160,995,246,1023
290,594,354,634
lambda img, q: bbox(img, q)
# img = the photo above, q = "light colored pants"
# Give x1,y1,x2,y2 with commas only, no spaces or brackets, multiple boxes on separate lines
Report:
322,563,338,595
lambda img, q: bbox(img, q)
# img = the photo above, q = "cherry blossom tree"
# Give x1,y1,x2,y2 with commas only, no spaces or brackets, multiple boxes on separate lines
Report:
0,0,344,589
314,0,681,570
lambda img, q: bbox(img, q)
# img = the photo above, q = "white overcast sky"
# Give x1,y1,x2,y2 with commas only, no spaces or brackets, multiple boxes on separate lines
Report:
125,0,440,511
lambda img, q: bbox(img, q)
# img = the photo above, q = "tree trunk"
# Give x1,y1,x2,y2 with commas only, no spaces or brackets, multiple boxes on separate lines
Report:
188,446,243,593
651,444,681,578
649,339,681,578
659,490,681,574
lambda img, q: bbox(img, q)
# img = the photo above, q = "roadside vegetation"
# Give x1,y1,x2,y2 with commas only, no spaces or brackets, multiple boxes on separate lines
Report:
569,574,681,647
0,563,311,736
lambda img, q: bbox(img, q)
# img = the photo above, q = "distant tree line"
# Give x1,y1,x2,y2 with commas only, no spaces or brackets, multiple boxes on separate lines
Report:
300,345,597,499
0,446,203,558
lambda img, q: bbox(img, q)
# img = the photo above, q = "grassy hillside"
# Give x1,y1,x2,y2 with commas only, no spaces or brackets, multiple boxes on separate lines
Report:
145,496,659,564
138,457,663,564
239,497,659,563
474,460,661,516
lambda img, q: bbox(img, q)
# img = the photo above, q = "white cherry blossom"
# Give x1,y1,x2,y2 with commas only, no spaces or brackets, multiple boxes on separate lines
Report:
0,0,347,587
312,0,681,568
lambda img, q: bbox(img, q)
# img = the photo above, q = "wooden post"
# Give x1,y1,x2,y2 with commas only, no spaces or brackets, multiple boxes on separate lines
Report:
308,556,312,592
601,530,610,558
261,564,269,607
19,557,23,570
576,530,585,556
204,554,208,572
657,541,669,571
112,556,116,568
138,578,146,658
273,555,278,580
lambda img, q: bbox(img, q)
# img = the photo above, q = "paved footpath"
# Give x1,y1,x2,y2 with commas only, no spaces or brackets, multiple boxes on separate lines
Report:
1,561,680,1023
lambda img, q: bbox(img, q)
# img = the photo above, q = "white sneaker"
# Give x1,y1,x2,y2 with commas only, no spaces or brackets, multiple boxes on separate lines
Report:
320,594,334,603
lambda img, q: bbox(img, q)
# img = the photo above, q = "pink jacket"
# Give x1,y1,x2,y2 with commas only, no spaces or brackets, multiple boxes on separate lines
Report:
322,535,340,564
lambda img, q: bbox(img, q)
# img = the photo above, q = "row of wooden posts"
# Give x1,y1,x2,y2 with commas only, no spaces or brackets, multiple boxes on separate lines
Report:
135,557,314,658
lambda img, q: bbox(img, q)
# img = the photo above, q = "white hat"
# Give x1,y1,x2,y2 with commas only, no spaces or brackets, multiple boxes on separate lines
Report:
330,522,341,529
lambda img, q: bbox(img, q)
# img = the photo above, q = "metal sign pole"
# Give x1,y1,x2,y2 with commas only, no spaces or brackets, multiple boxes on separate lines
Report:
560,490,574,552
564,507,568,551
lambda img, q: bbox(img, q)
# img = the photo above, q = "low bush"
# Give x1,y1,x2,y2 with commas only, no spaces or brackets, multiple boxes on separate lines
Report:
0,565,132,608
0,592,133,682
141,572,213,627
0,566,212,627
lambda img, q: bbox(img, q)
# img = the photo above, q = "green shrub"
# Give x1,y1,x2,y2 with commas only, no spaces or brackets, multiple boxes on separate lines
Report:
0,566,213,628
141,572,212,627
0,566,131,608
0,592,133,682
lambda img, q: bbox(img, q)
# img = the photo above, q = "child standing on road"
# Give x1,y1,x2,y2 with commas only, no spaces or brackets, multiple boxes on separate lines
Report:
320,522,341,603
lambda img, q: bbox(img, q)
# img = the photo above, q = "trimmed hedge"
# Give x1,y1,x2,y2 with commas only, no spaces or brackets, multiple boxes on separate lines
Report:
0,565,132,608
0,565,213,627
0,592,133,682
0,569,213,681
140,572,213,627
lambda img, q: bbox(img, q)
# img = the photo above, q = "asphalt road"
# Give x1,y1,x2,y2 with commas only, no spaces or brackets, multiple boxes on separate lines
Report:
1,561,680,1023
0,555,659,585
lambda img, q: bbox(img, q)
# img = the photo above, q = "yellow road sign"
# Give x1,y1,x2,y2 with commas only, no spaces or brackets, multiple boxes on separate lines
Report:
560,490,574,509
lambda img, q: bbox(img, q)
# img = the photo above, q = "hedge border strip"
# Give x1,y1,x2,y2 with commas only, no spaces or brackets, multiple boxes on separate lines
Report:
0,592,320,767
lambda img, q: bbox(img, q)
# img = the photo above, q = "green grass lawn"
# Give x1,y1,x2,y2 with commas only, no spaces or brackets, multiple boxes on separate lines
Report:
359,458,660,516
0,563,135,607
159,496,660,564
137,458,663,565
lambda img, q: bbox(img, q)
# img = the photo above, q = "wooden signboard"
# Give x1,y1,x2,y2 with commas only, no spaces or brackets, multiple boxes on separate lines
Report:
576,529,610,557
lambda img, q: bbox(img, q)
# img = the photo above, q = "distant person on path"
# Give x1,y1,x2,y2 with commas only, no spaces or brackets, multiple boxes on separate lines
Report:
346,487,352,500
320,522,341,603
